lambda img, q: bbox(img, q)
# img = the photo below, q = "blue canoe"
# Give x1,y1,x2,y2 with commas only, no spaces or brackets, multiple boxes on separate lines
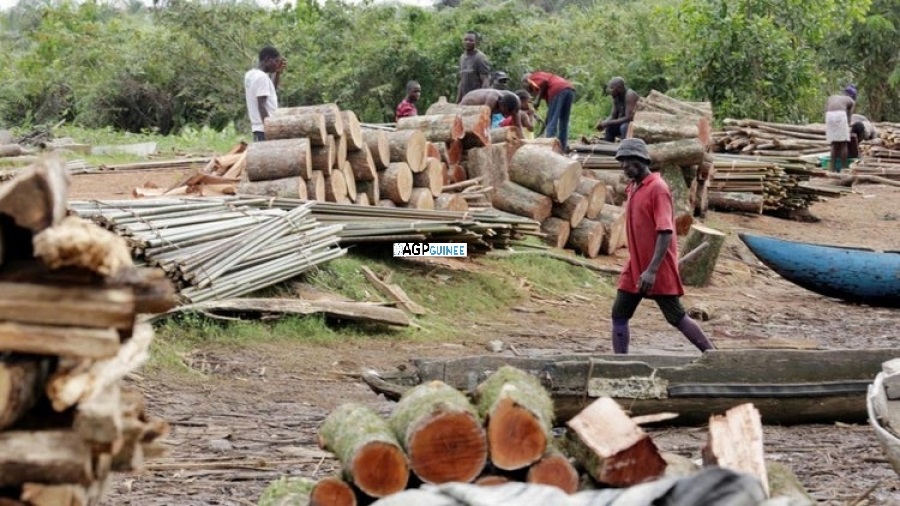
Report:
739,233,900,308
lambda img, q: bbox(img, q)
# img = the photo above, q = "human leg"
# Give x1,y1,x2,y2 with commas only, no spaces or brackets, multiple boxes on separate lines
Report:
556,89,575,151
654,296,714,352
619,122,630,139
544,95,562,140
610,290,642,354
603,124,618,142
253,131,266,142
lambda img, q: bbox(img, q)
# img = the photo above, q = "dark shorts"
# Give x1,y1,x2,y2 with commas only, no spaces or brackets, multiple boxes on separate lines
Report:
253,131,266,142
611,289,686,326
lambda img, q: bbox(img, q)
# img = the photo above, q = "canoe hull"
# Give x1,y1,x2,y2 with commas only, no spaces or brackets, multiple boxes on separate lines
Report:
868,373,900,477
739,233,900,307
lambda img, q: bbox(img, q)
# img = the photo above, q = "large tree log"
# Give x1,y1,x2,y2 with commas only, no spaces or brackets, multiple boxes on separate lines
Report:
342,161,357,202
403,188,435,210
520,137,563,154
597,205,626,255
492,182,552,222
0,283,133,330
363,130,390,170
379,163,413,204
319,403,409,497
708,191,764,214
679,224,726,287
389,381,487,484
413,158,444,197
311,135,336,174
397,114,465,143
324,170,348,203
540,217,571,248
434,193,468,212
246,138,312,181
659,164,693,235
0,144,31,158
424,100,491,149
309,476,357,506
237,176,308,200
357,175,380,204
263,113,327,146
566,218,605,258
464,144,509,194
346,145,376,182
0,357,50,430
475,366,553,471
340,110,364,152
628,111,702,144
274,104,345,137
335,133,348,171
490,127,518,145
307,170,326,201
574,178,606,219
509,145,580,202
588,170,628,206
648,138,706,168
552,193,588,228
387,130,427,173
702,403,769,497
526,449,579,494
0,430,94,486
566,397,667,487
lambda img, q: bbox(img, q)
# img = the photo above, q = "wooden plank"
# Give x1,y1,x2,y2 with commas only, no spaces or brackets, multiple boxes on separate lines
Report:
0,283,134,329
0,322,119,359
0,430,93,486
180,298,410,327
360,266,426,315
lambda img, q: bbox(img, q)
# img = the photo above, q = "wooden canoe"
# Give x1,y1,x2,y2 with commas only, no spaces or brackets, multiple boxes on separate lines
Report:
739,233,900,308
867,372,900,477
364,349,899,425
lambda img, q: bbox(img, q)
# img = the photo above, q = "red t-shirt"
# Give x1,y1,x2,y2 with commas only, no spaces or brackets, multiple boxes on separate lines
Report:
617,173,684,296
529,71,572,103
395,99,417,122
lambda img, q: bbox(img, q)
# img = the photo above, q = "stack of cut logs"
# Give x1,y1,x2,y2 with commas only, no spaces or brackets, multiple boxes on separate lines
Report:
855,123,900,180
0,157,174,505
300,365,769,505
711,120,830,157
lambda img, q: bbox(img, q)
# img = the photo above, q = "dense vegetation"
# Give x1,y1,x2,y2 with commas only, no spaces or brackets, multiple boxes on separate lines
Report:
0,0,897,138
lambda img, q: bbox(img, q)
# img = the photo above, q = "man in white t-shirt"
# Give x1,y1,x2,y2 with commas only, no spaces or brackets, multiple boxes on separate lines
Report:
244,46,285,142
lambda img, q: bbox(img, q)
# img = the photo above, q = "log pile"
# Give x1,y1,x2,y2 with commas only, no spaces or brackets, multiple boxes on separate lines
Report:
708,156,824,213
711,119,829,157
0,157,174,505
854,124,900,180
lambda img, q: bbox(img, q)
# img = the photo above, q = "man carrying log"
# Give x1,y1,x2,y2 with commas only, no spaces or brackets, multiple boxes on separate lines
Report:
456,31,492,104
244,46,285,142
611,138,714,354
825,87,855,171
596,77,639,142
395,81,421,122
522,71,575,152
460,88,524,139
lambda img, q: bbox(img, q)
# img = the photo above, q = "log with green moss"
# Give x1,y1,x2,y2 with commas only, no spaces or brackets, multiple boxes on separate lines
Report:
679,223,726,287
318,403,409,498
474,366,554,471
389,380,487,484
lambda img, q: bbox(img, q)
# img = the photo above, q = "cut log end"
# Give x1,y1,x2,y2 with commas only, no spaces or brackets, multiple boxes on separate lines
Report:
310,477,357,506
408,411,487,484
526,452,580,494
352,441,409,496
488,397,547,471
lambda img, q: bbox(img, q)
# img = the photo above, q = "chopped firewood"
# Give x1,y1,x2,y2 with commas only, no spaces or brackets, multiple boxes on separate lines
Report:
702,403,769,497
509,145,580,202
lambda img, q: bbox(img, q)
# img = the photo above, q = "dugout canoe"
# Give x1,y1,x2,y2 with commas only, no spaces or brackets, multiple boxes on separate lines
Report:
363,349,899,425
868,372,900,477
739,233,900,308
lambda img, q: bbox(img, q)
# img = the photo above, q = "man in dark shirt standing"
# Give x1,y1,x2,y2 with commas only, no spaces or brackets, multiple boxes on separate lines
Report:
456,31,491,104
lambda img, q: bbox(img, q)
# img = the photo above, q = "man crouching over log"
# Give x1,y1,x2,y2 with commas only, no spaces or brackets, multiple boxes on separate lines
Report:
611,138,714,354
460,88,524,139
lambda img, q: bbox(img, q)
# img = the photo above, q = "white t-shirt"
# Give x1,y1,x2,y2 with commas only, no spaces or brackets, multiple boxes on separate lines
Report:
244,68,278,133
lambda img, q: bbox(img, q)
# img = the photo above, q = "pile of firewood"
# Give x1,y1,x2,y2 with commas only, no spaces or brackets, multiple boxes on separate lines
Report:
293,365,771,505
708,157,828,213
711,120,829,157
0,157,174,505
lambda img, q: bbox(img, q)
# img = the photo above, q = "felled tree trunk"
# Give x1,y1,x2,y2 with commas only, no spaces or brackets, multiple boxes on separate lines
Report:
574,178,606,219
679,224,726,287
237,176,308,200
566,218,605,258
474,366,553,471
659,164,693,235
709,191,764,213
509,145,580,202
397,114,465,143
379,163,413,205
492,181,552,222
403,188,435,210
702,403,769,497
598,205,626,255
246,138,312,181
319,403,409,497
389,381,487,484
648,138,705,168
388,130,428,173
307,170,326,201
309,476,357,506
275,103,345,137
340,110,364,152
521,137,563,154
413,158,444,197
324,170,348,203
311,135,336,174
0,357,49,430
526,449,580,494
589,170,628,206
464,144,509,193
628,111,700,144
346,145,377,182
363,130,391,170
540,217,571,248
357,176,380,205
490,127,519,145
341,161,357,202
552,193,588,228
263,113,328,146
434,193,468,212
425,103,491,149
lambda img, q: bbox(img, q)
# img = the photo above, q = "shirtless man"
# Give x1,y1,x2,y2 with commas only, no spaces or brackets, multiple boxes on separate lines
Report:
596,77,640,142
459,88,524,139
825,91,855,172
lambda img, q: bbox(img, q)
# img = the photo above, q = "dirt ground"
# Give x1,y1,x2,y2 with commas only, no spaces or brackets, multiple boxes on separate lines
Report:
71,175,900,506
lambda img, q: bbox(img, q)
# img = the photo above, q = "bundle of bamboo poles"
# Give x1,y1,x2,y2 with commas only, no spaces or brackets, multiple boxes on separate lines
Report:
709,155,826,213
712,119,830,157
854,126,900,179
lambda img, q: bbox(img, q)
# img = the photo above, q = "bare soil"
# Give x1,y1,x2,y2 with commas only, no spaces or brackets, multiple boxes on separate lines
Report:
74,175,900,506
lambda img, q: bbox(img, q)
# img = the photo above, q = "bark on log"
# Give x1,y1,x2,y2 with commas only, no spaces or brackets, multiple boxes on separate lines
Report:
566,218,605,258
307,170,326,201
387,130,427,173
475,366,554,471
319,403,409,497
309,476,357,506
0,283,134,330
0,430,94,486
509,145,580,202
363,130,391,170
346,144,376,183
263,113,327,146
598,205,626,255
403,188,435,210
628,111,701,144
464,144,509,194
413,158,444,197
0,156,68,233
566,397,667,487
490,127,518,145
574,178,606,219
702,403,769,497
274,104,345,137
396,114,465,143
311,135,336,174
589,170,628,206
659,164,693,235
379,163,413,205
340,111,365,152
389,381,487,484
434,193,468,212
708,191,764,214
552,193,588,228
246,139,312,181
357,176,380,205
521,137,564,154
679,224,726,287
324,170,348,203
526,449,580,494
237,177,308,200
0,144,30,158
648,138,706,168
0,357,49,430
492,182,552,222
540,217,571,248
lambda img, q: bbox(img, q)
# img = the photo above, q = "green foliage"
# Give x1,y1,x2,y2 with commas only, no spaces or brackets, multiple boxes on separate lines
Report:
258,477,315,506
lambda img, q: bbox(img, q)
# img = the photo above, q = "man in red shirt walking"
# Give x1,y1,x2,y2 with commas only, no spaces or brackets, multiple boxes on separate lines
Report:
522,71,575,152
611,138,714,354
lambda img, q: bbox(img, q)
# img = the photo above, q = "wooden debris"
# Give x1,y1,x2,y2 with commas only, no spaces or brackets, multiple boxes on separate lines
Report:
246,138,312,181
178,298,410,327
360,266,426,315
702,403,769,497
679,224,726,287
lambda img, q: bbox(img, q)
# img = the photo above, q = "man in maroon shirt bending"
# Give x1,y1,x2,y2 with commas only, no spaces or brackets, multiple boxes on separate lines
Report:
522,71,575,152
611,138,714,354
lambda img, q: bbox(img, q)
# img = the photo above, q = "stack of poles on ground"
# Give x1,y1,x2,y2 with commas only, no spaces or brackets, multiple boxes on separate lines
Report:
0,158,173,506
301,365,769,506
857,123,900,180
